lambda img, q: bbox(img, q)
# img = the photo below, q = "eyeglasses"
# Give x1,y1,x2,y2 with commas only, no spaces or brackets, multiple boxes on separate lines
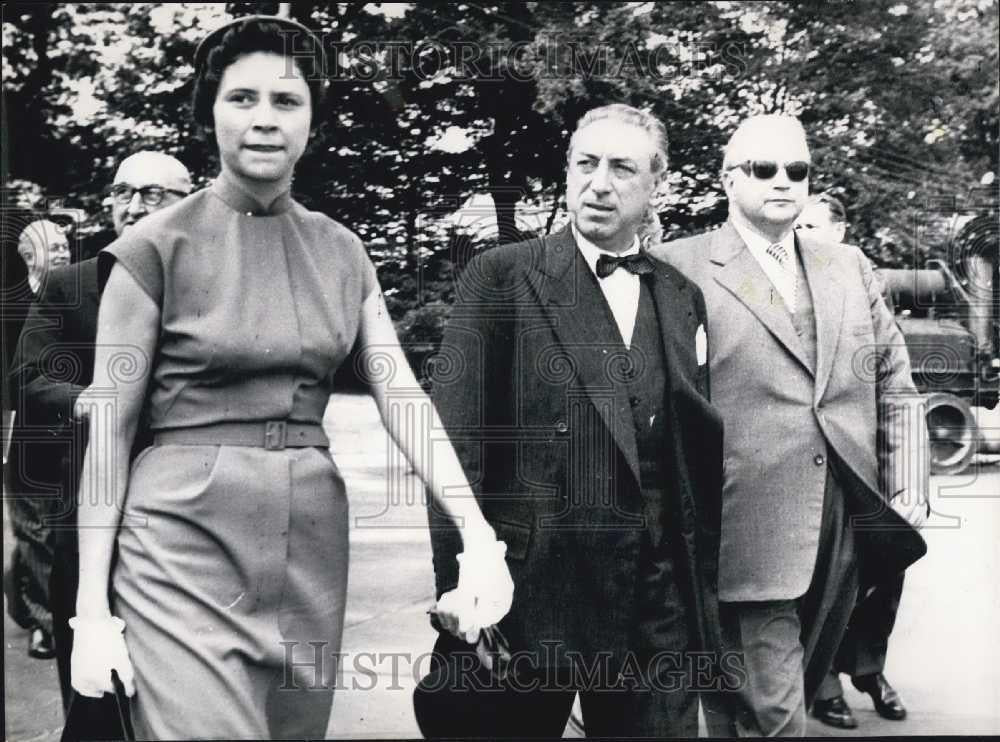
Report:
726,160,811,182
107,184,188,206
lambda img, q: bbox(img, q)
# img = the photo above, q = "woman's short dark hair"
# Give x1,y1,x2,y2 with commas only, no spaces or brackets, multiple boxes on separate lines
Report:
191,16,327,129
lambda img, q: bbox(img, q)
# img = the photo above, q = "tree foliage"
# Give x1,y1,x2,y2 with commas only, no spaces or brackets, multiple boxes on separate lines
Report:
3,0,997,309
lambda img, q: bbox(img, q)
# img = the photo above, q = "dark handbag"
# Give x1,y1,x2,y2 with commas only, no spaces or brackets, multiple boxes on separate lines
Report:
60,670,134,742
426,608,513,680
414,614,516,739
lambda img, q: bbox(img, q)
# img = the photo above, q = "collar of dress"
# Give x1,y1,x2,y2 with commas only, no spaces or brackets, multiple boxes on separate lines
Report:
211,175,293,217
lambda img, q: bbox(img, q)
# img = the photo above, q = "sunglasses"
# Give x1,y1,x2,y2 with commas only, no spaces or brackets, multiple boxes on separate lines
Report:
727,160,810,182
108,184,189,206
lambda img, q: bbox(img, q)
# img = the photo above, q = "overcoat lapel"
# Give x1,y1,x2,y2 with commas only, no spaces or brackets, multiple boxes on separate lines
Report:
647,259,698,389
798,234,845,403
532,227,641,487
81,259,100,325
711,222,814,376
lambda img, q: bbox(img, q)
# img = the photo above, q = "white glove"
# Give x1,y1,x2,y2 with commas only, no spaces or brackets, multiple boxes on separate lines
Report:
69,616,136,698
457,538,514,639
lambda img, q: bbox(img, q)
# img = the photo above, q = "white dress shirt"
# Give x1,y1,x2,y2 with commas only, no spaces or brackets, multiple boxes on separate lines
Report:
731,217,798,313
573,225,642,348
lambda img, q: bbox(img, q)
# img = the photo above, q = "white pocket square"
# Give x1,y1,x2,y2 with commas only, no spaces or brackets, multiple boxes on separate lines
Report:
696,324,707,366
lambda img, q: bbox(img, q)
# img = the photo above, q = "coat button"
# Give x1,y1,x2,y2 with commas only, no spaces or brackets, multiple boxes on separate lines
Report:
554,421,569,434
814,454,825,466
629,395,641,407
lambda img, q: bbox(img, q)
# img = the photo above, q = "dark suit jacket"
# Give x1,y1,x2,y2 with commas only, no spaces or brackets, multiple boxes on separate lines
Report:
651,223,927,597
427,226,725,666
8,258,99,551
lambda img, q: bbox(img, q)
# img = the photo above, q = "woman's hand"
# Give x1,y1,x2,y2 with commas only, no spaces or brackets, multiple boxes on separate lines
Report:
69,616,136,698
356,289,516,642
434,539,514,643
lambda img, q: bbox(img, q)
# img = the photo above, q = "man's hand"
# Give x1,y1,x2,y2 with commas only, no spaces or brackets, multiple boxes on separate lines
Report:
891,490,929,530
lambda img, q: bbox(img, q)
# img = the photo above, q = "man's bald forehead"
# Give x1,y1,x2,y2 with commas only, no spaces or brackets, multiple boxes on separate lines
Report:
723,115,810,167
113,151,192,193
19,219,66,250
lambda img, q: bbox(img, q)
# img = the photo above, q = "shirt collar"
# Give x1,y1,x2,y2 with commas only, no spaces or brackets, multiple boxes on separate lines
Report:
572,224,641,278
211,174,293,216
730,214,796,261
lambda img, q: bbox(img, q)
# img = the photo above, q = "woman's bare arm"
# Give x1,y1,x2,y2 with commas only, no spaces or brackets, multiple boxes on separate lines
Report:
74,264,159,618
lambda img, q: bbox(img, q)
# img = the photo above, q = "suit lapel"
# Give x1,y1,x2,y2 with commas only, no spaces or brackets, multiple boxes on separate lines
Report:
711,222,814,376
798,234,845,402
533,227,640,486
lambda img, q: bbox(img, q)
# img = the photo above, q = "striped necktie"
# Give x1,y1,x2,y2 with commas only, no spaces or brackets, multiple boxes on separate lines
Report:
766,242,797,311
766,242,790,267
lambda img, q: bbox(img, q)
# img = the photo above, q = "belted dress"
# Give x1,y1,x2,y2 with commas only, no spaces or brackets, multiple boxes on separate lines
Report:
99,177,377,738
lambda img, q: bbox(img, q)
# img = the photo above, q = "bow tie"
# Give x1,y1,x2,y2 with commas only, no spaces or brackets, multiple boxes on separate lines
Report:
595,252,654,279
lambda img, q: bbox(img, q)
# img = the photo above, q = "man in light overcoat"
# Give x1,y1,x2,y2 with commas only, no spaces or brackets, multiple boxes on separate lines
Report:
650,114,928,736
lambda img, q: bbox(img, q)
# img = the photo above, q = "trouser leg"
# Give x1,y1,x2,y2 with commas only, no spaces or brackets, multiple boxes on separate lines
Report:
729,600,807,736
586,537,698,738
836,572,905,678
815,670,845,702
707,468,860,735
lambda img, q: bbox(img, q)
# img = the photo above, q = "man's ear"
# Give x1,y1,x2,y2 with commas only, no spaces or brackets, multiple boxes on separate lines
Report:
720,170,734,197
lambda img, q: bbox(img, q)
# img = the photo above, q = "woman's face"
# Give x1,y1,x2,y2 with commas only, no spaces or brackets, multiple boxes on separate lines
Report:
212,51,312,187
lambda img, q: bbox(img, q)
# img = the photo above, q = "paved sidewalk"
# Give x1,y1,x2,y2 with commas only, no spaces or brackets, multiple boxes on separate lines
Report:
5,393,1000,739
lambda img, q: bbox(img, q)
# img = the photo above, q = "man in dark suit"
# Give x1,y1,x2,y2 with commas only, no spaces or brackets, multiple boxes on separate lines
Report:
7,151,190,731
5,219,74,660
650,114,928,736
414,104,725,738
796,192,909,728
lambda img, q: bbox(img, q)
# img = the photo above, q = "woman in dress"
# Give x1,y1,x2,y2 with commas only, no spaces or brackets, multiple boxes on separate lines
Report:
68,15,512,739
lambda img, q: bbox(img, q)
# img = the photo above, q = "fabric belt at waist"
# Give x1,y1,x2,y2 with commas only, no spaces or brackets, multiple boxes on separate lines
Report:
153,421,329,450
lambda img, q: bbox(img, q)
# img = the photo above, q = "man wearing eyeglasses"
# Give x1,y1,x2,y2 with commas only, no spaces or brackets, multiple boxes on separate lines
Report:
7,151,191,734
650,114,928,736
107,152,192,234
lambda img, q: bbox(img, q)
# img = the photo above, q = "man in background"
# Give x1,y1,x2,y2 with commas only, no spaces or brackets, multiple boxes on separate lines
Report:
7,151,191,733
797,191,848,245
796,191,910,729
17,219,72,297
5,218,74,661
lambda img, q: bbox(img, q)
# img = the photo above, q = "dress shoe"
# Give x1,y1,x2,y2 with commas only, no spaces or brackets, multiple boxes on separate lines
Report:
852,673,907,720
812,695,858,729
28,627,55,659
